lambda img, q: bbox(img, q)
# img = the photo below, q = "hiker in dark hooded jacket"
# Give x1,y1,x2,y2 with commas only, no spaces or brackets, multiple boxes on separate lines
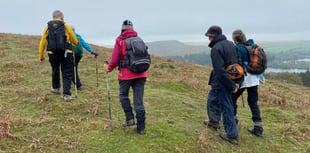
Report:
203,25,242,145
104,20,147,134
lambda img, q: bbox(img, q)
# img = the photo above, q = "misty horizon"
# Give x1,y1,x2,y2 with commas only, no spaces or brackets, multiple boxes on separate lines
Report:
86,31,310,47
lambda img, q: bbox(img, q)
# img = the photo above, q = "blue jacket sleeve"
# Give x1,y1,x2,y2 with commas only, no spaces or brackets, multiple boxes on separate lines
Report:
236,44,249,65
76,33,94,54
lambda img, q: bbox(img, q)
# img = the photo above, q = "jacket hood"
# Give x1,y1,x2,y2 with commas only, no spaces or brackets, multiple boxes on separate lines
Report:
208,34,227,48
246,39,254,46
119,30,138,40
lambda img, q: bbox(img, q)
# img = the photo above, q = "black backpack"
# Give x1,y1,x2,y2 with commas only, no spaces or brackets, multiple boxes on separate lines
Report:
120,36,151,73
47,20,67,53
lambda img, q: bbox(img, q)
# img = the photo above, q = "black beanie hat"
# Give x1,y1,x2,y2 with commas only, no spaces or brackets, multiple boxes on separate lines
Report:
205,25,222,37
122,20,133,30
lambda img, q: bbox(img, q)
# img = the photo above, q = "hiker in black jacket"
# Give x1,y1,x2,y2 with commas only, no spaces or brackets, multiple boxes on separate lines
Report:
203,25,242,145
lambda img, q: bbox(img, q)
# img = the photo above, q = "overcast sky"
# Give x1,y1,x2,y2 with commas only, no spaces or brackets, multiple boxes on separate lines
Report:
1,0,309,46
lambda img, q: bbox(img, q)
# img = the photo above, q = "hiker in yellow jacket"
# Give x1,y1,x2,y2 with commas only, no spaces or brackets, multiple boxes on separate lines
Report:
39,10,78,102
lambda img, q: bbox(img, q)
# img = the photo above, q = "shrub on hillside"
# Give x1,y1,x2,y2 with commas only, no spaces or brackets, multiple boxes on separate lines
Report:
266,72,303,85
300,70,310,87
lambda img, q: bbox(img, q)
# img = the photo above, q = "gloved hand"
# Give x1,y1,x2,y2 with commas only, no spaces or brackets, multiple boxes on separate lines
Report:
92,51,99,57
104,64,112,72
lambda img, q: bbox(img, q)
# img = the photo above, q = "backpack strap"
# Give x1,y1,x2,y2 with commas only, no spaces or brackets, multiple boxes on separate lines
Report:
119,39,129,68
120,39,127,57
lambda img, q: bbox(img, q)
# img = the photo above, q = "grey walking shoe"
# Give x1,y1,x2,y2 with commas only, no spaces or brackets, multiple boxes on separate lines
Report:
248,126,263,137
50,87,60,94
63,95,72,102
219,132,239,145
122,119,135,127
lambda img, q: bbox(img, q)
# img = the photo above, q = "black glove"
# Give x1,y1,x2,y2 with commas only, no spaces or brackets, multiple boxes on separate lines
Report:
92,51,99,56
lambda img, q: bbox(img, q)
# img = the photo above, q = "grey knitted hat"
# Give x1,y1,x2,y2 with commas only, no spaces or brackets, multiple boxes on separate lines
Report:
121,20,133,30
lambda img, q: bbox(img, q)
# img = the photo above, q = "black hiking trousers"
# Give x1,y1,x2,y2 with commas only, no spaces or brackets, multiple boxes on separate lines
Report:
119,78,146,131
232,85,262,123
49,53,73,96
72,55,82,88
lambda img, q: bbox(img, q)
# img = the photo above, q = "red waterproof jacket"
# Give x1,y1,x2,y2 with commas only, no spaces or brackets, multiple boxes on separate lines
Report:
106,30,147,80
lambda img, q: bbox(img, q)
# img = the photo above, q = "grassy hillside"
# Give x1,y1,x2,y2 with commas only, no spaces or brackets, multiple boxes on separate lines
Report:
0,33,309,153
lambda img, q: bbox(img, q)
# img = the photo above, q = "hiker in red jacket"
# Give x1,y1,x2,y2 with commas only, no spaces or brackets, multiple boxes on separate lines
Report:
104,20,147,134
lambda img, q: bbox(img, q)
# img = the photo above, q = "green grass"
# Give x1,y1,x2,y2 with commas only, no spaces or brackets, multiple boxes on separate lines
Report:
260,41,310,53
0,33,310,153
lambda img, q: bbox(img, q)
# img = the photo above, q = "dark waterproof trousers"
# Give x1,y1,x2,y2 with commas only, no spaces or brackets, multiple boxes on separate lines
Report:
119,78,146,131
48,53,73,96
232,85,262,124
72,56,82,88
207,88,238,138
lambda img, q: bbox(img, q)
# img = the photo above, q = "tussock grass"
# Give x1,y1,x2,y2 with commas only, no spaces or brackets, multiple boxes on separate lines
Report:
0,33,309,153
0,112,16,140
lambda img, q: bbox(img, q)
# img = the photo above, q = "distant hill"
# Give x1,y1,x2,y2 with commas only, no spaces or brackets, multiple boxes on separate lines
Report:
146,40,211,65
259,41,310,69
260,40,310,53
146,40,209,57
147,40,310,69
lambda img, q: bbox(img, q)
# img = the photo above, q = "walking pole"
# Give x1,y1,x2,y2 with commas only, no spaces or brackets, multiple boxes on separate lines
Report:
73,52,78,98
96,58,99,87
241,94,245,107
105,61,112,131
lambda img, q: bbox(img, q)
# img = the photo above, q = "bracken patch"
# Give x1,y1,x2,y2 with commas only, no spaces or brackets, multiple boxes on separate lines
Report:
4,60,29,69
0,50,7,57
0,112,16,140
0,71,19,85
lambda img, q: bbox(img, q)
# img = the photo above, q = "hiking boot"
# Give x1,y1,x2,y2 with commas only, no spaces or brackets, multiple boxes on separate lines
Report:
203,120,220,130
122,119,135,127
248,126,263,137
136,129,146,135
77,85,82,90
63,95,72,102
50,87,60,94
219,132,239,145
